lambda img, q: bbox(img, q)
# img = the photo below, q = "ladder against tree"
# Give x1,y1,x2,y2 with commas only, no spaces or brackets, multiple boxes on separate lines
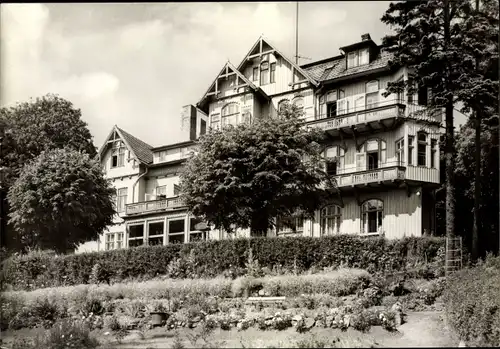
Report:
445,236,463,276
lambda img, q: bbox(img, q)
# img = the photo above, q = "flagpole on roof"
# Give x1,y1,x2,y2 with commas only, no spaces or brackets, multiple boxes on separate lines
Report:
295,1,299,65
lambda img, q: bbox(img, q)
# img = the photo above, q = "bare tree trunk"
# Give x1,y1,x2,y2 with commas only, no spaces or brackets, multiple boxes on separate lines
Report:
472,0,481,261
444,0,456,239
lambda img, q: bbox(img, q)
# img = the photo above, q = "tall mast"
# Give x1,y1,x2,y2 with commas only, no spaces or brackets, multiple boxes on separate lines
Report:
295,2,299,64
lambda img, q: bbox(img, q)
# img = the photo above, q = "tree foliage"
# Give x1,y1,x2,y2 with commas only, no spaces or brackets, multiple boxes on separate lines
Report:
7,148,115,253
454,119,499,255
0,94,97,187
381,0,499,240
180,105,339,236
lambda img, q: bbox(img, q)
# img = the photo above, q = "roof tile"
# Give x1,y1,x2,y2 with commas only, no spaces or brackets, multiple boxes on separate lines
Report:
116,127,154,164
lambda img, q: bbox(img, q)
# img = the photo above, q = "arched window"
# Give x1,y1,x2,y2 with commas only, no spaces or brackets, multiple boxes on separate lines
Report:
356,139,387,171
277,99,290,118
221,103,239,127
292,96,304,115
361,199,383,234
321,205,342,235
324,145,345,175
260,61,269,85
417,131,427,166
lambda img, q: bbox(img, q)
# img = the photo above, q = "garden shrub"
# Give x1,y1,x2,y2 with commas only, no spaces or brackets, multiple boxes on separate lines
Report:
444,255,500,347
1,235,445,291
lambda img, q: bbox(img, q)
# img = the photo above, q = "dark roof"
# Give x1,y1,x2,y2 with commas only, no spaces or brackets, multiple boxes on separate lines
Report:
301,48,394,83
116,126,154,164
152,140,196,152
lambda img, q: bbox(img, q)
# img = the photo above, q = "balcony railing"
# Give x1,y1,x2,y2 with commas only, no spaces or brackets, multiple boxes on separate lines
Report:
303,99,440,132
334,165,406,187
125,196,186,215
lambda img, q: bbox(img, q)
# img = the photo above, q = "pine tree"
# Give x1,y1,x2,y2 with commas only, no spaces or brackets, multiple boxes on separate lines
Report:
381,0,499,248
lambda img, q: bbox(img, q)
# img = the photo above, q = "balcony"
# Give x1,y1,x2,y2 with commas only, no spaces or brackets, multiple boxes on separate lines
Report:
125,196,186,216
334,165,406,188
304,99,440,137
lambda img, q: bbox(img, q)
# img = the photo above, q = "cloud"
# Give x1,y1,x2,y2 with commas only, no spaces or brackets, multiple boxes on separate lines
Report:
51,72,120,99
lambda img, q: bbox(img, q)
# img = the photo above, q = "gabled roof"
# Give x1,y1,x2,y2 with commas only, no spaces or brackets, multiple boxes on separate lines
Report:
98,125,154,165
237,36,319,87
301,47,394,84
197,60,264,107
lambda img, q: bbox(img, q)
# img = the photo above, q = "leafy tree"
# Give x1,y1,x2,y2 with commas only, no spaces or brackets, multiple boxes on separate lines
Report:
381,0,498,245
0,94,97,251
7,148,115,253
0,94,97,187
454,119,499,256
180,105,339,236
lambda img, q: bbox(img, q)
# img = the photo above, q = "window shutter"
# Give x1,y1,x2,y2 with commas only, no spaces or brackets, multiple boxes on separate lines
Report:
356,153,366,171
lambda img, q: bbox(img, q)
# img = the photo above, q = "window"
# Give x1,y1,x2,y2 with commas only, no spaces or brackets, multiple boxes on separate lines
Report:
115,232,124,249
359,48,369,65
431,139,437,168
339,89,345,99
117,188,127,213
366,80,379,94
200,120,206,135
347,51,359,68
277,215,304,235
111,141,126,168
324,146,345,175
221,103,239,127
270,63,276,83
417,132,427,166
156,186,167,198
128,224,144,247
210,113,220,130
168,219,185,244
325,90,337,117
242,111,252,124
357,139,386,171
396,138,405,165
292,97,304,116
105,233,115,251
148,222,164,246
361,199,383,234
260,61,269,85
408,136,415,165
252,67,258,81
278,99,290,115
189,217,208,242
174,184,181,196
321,205,342,235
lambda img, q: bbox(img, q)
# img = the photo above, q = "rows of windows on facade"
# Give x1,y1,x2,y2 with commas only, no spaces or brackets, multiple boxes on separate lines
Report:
105,217,208,250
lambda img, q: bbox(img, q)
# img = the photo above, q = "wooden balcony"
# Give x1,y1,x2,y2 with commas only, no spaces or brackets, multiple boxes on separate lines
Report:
125,197,186,216
303,100,440,138
334,166,406,188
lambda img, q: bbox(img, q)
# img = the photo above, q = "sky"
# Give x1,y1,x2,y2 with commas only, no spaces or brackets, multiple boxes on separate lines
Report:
0,2,467,148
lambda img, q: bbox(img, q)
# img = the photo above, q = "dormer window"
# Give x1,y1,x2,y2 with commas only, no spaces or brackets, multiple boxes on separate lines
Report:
252,67,258,81
347,48,369,68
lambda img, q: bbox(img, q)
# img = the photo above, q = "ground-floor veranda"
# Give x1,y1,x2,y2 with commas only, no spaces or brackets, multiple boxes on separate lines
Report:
84,185,436,253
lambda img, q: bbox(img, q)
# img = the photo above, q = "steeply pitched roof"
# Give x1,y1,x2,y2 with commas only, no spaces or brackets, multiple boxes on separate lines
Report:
116,126,154,165
301,48,394,83
98,125,154,165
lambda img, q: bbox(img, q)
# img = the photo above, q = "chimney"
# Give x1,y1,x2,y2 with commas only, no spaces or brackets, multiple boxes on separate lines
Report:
180,104,208,141
180,105,197,141
361,33,371,41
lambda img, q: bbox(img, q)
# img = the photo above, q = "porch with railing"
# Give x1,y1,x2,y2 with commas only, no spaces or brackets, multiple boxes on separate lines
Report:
125,196,186,215
334,165,406,187
303,99,440,132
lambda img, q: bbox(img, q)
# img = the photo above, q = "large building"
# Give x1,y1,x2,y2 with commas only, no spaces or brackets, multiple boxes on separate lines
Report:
77,34,441,253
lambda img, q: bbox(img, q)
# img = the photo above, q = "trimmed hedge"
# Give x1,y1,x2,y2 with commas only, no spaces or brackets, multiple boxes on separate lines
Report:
1,235,445,291
444,255,500,347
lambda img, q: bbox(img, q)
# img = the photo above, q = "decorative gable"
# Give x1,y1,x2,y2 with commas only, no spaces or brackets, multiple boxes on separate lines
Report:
237,36,318,89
